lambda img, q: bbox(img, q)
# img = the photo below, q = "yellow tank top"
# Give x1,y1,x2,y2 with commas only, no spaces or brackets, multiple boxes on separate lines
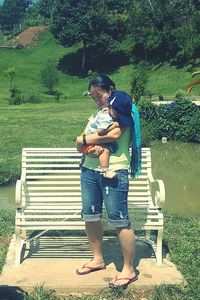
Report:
83,127,131,172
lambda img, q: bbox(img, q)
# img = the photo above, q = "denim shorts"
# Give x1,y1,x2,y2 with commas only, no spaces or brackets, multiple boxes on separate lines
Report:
80,167,131,228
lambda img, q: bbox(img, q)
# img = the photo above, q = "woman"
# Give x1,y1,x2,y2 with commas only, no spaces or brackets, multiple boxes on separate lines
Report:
76,75,140,288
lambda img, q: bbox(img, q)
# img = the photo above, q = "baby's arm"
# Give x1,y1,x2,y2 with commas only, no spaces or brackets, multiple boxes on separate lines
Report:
97,121,120,136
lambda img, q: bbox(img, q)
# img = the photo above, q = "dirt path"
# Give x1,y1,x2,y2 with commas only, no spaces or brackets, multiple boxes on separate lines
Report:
6,26,48,48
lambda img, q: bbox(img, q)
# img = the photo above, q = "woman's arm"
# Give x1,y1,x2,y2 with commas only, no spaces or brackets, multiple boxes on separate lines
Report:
97,121,120,136
76,126,126,151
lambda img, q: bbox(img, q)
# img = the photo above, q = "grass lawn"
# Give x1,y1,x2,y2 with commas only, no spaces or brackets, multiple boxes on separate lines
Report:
0,30,88,105
0,29,199,108
0,99,96,183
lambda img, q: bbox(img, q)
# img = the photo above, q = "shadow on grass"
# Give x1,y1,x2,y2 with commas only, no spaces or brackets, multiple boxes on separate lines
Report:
58,49,129,77
0,285,27,300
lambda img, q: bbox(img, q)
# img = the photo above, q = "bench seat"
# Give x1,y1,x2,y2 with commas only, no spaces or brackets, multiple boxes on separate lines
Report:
15,147,165,265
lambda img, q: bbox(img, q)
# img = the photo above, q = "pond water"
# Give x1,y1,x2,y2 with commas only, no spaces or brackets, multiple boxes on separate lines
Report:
151,141,200,216
0,141,199,216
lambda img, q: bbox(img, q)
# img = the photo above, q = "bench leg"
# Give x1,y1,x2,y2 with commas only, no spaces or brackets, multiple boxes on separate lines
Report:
156,228,163,265
15,228,24,265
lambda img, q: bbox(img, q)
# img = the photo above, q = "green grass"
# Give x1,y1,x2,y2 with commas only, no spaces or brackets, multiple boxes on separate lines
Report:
146,64,200,98
0,30,88,105
0,210,15,273
0,100,97,183
0,29,199,108
158,213,200,300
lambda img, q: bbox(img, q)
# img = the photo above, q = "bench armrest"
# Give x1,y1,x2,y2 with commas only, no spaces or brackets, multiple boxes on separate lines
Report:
15,180,23,208
147,169,165,208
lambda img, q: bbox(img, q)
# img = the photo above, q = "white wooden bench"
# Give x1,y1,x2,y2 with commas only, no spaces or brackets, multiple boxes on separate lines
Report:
15,147,165,265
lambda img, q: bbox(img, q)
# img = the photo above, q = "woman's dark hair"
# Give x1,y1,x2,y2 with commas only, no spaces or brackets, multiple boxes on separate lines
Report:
88,74,116,92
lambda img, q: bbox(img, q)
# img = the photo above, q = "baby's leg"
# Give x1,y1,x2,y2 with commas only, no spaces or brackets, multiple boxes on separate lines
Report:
99,148,117,179
98,148,110,170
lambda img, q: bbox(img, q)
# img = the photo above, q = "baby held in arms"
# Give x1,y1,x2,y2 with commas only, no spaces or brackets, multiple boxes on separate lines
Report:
80,106,119,179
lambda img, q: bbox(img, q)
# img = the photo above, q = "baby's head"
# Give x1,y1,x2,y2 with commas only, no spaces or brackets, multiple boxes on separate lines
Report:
108,91,133,127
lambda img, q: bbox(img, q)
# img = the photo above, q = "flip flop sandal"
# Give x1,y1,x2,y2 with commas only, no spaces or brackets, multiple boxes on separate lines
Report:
109,274,138,289
76,263,106,275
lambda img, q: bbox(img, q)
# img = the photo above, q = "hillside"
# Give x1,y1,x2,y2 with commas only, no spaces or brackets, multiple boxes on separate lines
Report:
0,28,199,105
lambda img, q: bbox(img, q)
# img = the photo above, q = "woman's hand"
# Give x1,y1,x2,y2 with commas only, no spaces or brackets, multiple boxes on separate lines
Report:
87,145,104,158
76,135,103,157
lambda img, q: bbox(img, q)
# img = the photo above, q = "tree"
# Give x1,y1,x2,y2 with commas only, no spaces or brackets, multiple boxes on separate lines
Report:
51,0,129,70
129,62,149,104
128,0,200,63
36,0,54,25
40,60,59,94
128,0,162,61
4,67,16,89
0,0,31,30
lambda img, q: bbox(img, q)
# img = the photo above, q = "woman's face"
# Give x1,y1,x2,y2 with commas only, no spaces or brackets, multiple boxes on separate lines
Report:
89,86,112,108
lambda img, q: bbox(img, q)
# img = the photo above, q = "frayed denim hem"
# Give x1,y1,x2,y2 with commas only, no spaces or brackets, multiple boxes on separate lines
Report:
81,212,102,222
107,218,131,229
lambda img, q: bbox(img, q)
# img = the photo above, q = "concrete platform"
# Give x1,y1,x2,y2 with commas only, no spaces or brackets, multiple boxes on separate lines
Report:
0,234,184,293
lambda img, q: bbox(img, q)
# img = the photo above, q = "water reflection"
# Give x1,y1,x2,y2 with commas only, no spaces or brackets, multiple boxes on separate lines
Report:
151,141,200,216
0,141,199,216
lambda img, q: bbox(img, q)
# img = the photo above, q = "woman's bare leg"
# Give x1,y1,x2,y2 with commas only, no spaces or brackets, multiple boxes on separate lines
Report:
76,221,105,273
110,227,136,285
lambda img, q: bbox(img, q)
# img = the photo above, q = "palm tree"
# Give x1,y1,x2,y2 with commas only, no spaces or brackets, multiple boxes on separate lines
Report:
187,71,200,93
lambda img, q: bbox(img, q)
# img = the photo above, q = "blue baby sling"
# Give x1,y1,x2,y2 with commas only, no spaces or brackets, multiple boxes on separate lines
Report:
130,104,142,178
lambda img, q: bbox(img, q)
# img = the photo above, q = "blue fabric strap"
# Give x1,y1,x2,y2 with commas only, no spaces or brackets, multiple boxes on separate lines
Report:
130,104,142,178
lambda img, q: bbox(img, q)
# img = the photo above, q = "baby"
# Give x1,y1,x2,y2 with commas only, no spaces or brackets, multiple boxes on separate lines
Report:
80,90,134,179
80,106,119,179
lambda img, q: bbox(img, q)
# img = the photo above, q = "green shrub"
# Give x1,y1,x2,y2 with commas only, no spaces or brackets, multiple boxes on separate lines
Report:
54,91,62,102
40,60,59,95
140,120,155,147
138,96,159,122
139,96,200,143
8,86,23,105
129,62,149,104
174,114,200,142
